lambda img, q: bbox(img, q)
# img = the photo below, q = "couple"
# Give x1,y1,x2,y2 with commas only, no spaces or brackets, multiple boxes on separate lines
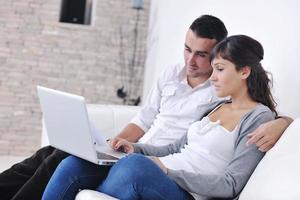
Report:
1,15,291,200
42,22,279,199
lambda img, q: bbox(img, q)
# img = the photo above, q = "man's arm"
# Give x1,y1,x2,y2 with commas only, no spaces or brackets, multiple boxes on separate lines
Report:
246,116,293,152
109,123,145,149
110,66,176,146
116,123,145,142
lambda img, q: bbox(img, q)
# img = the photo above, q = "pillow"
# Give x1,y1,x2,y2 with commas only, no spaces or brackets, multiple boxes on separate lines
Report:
239,118,300,200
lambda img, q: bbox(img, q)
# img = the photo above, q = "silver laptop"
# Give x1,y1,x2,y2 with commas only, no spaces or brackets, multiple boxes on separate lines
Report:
37,86,127,165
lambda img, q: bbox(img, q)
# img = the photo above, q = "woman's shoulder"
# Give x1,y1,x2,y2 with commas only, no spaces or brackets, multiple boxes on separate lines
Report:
249,104,274,119
239,103,275,130
233,104,275,143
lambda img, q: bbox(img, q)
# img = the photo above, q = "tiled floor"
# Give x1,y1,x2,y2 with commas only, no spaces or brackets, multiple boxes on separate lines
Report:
0,156,26,172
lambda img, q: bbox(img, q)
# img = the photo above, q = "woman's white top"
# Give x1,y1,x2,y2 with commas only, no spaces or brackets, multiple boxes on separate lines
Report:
160,106,238,174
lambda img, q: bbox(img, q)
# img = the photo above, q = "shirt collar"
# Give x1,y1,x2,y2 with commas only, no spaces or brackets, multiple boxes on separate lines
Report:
178,65,212,89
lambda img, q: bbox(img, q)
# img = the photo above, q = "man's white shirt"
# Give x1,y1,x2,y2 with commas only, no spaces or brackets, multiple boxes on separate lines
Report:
131,64,221,146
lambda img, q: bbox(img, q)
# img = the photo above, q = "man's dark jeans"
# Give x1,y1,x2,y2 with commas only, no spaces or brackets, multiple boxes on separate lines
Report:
0,146,69,200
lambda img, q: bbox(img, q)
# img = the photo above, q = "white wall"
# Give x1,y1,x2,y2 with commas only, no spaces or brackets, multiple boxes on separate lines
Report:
143,0,300,118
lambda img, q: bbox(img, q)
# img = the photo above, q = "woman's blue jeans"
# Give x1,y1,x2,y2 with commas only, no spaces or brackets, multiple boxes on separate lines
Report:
42,154,192,200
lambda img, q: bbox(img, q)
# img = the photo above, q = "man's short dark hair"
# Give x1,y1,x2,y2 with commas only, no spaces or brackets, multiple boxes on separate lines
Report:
189,15,228,42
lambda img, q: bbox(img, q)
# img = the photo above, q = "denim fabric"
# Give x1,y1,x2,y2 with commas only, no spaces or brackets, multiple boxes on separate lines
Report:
42,154,192,200
42,155,110,200
98,153,192,200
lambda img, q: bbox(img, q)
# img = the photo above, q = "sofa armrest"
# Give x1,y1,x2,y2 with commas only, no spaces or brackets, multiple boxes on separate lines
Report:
75,190,118,200
41,104,141,146
239,118,300,199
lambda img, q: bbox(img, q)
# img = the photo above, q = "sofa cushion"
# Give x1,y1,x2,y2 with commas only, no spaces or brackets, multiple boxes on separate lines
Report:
239,118,300,200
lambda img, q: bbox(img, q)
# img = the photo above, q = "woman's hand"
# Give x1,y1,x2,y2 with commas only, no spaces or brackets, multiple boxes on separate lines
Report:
148,156,168,174
109,137,134,154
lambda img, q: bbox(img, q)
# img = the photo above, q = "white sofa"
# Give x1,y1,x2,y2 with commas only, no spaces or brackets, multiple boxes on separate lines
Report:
42,104,300,200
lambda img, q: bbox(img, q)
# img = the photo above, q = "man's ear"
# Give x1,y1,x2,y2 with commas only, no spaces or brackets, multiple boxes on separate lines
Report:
241,66,251,79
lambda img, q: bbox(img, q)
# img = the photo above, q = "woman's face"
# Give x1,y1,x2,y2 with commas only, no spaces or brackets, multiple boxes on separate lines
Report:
210,56,248,97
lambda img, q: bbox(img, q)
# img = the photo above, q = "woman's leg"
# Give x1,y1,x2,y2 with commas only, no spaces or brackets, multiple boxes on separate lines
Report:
42,155,111,200
98,153,192,200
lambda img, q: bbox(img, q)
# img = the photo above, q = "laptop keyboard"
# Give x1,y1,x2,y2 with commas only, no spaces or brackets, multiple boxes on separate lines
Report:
96,151,118,160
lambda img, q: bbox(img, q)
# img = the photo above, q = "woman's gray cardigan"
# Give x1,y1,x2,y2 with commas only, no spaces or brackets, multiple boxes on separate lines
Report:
133,103,275,199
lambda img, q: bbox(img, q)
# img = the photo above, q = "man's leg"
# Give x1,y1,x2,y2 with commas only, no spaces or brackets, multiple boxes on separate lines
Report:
11,148,69,200
98,154,193,200
0,146,56,200
42,155,111,200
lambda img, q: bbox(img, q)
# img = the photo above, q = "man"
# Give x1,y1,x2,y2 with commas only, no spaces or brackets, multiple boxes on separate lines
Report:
0,15,292,200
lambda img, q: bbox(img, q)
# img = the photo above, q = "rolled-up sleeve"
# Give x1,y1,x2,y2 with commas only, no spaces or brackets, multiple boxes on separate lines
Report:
130,67,168,132
130,82,162,132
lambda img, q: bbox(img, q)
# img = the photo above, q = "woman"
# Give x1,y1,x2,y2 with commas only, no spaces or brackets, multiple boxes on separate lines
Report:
42,35,276,200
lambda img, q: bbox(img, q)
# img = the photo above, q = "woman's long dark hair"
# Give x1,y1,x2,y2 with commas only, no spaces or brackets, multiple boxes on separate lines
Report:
210,35,277,116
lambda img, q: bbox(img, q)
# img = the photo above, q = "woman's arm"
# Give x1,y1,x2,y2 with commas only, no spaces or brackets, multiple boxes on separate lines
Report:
132,134,187,157
111,134,187,156
165,108,274,198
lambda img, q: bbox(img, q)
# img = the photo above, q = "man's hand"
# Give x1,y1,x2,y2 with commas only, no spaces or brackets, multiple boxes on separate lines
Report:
109,137,134,154
148,156,168,174
246,117,292,152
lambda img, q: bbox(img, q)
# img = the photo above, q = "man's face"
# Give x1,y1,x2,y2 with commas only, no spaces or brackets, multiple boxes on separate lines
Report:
184,29,217,79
